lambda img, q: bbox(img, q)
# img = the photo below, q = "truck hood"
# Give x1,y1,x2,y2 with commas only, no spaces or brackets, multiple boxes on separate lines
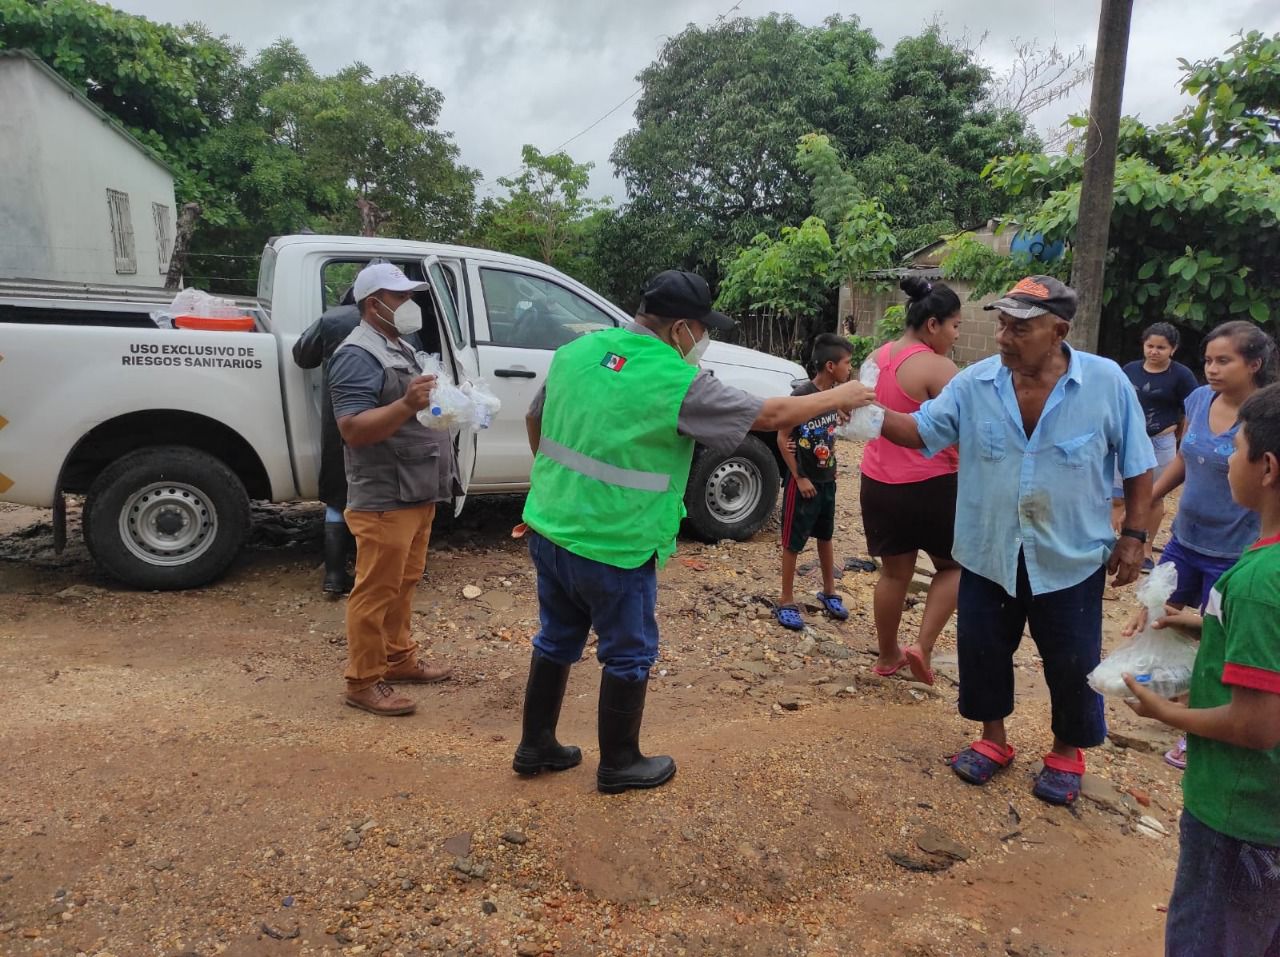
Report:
702,340,805,380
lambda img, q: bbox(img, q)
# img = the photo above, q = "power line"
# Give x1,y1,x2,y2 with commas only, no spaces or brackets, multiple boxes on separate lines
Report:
546,88,642,157
482,0,748,192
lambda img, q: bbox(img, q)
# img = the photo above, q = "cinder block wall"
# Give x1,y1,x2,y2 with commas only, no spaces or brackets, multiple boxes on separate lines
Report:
841,279,1003,367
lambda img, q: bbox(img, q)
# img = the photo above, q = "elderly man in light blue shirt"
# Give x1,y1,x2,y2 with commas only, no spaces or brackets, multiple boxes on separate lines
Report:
879,275,1155,808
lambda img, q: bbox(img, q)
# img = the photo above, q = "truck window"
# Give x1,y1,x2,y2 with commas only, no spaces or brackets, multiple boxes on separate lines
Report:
318,258,443,356
322,261,364,309
257,244,277,306
428,262,466,347
479,269,614,350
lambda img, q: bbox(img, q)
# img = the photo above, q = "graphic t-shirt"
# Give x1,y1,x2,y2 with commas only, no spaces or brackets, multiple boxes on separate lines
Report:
1173,386,1261,558
789,380,839,483
1183,534,1280,846
1121,360,1198,437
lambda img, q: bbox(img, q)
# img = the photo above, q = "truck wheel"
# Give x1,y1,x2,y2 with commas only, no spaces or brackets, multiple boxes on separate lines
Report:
82,446,250,590
684,435,780,542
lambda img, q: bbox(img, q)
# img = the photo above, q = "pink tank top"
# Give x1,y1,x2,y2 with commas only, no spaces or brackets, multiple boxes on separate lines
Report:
860,341,959,484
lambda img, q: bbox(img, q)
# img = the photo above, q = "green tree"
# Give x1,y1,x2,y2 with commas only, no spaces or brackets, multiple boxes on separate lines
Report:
586,200,702,309
795,132,863,229
796,136,897,289
607,15,1037,299
715,216,836,358
472,145,609,284
715,134,897,359
260,63,476,239
958,32,1280,355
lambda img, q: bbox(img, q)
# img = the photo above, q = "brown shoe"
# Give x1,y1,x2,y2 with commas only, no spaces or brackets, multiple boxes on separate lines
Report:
345,681,416,716
384,658,454,684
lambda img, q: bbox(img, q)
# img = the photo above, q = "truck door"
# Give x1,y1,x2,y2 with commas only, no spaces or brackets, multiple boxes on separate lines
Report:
466,264,618,488
422,256,479,515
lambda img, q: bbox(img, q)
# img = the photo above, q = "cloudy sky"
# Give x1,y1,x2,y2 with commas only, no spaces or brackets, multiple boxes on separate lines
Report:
115,0,1280,199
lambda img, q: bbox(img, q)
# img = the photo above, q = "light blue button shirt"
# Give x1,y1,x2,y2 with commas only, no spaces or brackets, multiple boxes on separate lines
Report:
913,346,1156,597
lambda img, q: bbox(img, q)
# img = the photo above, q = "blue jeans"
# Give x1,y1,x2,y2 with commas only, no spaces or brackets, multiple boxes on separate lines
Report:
957,554,1107,747
1166,810,1280,957
325,505,346,524
528,533,659,683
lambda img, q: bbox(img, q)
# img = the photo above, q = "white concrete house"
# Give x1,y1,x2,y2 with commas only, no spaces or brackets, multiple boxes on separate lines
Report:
0,50,177,287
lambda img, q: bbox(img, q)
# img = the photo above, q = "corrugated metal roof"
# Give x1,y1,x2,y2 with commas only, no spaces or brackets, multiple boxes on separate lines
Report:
867,266,945,281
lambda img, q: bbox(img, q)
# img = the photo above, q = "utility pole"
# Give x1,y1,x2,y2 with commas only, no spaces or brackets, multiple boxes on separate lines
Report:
1068,0,1134,353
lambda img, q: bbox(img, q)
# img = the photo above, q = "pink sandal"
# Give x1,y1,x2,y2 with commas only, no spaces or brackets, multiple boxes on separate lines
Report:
903,646,935,686
872,656,909,677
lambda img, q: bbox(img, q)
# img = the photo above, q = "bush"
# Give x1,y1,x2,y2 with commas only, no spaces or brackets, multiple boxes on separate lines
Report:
875,304,906,342
846,334,876,368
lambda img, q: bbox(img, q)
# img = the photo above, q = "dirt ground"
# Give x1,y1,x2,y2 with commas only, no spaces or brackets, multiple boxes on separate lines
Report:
0,449,1186,957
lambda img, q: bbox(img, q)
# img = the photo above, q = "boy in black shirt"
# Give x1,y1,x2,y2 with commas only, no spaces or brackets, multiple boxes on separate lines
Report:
776,334,854,630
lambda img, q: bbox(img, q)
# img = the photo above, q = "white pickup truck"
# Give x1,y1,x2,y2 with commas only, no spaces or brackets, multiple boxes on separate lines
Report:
0,234,805,589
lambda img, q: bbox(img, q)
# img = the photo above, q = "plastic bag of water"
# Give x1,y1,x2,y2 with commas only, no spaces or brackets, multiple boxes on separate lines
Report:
412,353,502,431
1087,562,1196,698
836,354,884,441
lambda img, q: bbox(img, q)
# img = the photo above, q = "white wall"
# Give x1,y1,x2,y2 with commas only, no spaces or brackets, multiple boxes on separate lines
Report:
0,57,177,287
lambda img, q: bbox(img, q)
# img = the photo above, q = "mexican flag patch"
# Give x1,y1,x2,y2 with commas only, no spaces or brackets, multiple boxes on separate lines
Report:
601,352,627,372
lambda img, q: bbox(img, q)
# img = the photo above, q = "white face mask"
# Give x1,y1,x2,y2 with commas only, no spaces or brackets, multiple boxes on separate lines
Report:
374,296,423,335
678,322,710,366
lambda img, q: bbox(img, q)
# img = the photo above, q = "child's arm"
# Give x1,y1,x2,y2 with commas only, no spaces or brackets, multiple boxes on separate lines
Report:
1124,675,1280,750
776,430,815,498
1122,605,1203,639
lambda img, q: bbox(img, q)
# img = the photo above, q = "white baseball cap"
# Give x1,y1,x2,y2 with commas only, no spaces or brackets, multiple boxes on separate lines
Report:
353,262,429,302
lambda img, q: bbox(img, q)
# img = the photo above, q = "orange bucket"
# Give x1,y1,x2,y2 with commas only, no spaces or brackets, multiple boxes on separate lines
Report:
173,314,256,332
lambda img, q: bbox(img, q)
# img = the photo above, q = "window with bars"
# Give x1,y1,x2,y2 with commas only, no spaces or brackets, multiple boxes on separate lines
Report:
106,189,136,274
152,203,172,274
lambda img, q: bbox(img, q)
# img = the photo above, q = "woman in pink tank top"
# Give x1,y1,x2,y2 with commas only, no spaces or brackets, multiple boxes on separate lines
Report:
860,278,962,685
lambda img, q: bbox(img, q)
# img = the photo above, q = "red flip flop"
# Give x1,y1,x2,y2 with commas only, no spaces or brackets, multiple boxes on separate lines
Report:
903,646,934,686
872,656,909,677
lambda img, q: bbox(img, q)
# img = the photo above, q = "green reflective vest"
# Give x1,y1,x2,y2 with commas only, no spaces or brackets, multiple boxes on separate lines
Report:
523,327,699,569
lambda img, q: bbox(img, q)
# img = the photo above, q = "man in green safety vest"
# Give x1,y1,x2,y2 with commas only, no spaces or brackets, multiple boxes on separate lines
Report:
512,270,875,793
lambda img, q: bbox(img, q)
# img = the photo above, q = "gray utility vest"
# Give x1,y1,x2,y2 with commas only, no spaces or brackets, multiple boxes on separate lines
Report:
335,322,460,512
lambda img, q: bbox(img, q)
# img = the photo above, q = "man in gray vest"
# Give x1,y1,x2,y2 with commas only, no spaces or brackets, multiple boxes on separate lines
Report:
327,262,455,716
293,275,428,598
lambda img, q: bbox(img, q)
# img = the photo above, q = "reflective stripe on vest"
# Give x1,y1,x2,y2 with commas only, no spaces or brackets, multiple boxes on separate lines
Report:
522,326,697,569
538,437,671,494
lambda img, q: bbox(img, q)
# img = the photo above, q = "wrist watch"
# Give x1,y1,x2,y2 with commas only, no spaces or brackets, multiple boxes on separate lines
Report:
1120,527,1148,543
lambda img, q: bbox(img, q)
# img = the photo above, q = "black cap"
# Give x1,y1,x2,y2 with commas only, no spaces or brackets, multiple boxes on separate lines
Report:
983,275,1078,323
639,270,736,331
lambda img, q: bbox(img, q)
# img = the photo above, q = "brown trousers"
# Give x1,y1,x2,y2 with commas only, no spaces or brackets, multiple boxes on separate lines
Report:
343,503,436,692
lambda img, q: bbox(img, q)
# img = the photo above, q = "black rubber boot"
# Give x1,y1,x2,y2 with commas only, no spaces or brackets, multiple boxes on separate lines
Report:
596,671,676,794
512,652,582,775
322,522,354,597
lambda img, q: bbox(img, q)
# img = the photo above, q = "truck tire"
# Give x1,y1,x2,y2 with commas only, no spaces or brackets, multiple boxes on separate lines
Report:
82,446,250,590
683,435,780,543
